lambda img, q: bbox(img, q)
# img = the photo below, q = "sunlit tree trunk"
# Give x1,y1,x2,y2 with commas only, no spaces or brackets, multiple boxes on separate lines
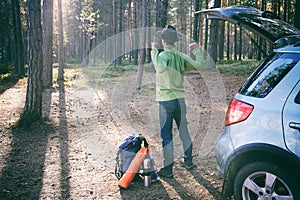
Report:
57,0,64,81
23,0,43,121
42,0,53,89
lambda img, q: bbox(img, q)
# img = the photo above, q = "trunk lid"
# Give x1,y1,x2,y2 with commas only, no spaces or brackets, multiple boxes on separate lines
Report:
197,6,300,46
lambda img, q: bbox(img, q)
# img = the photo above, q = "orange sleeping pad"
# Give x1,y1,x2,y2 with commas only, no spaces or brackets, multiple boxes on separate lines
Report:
118,146,149,189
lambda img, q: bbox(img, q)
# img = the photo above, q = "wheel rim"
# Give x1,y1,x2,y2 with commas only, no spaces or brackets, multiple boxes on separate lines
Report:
242,171,294,200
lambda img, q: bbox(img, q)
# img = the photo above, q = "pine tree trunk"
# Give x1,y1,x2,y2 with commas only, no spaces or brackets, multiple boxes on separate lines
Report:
113,0,117,68
42,0,53,89
133,0,138,65
156,0,168,28
234,24,237,60
218,20,225,60
226,22,230,60
207,20,218,68
136,0,147,90
207,0,221,68
117,0,123,65
11,0,25,76
295,0,300,29
23,0,43,120
57,0,64,81
239,27,242,61
193,0,200,42
147,0,152,63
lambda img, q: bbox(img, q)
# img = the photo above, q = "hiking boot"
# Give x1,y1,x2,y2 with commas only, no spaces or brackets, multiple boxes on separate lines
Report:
181,158,195,170
158,167,174,178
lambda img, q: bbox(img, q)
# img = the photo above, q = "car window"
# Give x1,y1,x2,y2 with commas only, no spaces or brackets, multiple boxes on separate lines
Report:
239,53,300,98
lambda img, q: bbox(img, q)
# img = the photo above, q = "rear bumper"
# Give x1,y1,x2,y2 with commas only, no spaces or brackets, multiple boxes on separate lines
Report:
215,128,234,177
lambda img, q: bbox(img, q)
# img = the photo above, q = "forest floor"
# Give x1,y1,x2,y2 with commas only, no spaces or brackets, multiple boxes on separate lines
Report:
0,64,249,200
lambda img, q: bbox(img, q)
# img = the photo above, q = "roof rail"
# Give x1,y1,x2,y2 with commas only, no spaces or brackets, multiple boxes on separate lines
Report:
295,41,300,47
275,35,300,48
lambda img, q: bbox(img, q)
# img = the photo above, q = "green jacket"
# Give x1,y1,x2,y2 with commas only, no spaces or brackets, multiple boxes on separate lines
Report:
151,45,205,101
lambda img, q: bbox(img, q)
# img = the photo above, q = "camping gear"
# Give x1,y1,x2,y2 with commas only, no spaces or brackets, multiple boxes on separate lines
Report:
115,135,160,189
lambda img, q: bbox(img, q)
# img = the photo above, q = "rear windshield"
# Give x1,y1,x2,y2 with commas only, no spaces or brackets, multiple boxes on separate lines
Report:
239,53,300,98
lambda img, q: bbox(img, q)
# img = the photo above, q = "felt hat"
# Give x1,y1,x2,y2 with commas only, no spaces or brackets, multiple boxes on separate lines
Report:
156,25,182,43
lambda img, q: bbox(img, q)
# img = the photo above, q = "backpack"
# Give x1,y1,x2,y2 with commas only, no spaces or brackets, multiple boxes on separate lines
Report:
115,135,148,179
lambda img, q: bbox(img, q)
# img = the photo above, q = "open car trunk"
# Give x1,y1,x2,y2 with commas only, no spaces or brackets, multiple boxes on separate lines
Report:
197,6,300,48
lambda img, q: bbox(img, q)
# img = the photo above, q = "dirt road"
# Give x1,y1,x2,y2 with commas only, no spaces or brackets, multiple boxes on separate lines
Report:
0,68,246,199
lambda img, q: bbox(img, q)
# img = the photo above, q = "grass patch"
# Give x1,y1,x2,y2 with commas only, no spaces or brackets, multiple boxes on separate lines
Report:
53,68,82,86
0,61,16,84
141,88,155,95
0,60,12,74
101,66,127,78
217,60,259,76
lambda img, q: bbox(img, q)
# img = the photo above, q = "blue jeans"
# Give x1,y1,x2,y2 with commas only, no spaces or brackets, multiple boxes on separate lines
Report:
159,98,193,170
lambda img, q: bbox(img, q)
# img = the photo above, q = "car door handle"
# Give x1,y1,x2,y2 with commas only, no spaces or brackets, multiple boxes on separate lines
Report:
289,122,300,130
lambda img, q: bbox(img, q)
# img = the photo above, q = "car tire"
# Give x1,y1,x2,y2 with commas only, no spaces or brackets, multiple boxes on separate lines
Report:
233,161,299,200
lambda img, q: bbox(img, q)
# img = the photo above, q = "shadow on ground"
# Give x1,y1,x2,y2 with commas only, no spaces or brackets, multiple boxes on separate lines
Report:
118,163,223,200
0,74,21,95
0,123,54,199
0,81,71,199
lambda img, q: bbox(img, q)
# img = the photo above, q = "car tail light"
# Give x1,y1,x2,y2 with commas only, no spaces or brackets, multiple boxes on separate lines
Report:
225,99,254,126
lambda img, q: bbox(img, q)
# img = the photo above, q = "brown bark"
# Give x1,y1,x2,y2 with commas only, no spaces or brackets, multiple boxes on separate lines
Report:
57,0,64,81
42,0,53,89
136,0,147,90
23,0,43,120
11,0,25,76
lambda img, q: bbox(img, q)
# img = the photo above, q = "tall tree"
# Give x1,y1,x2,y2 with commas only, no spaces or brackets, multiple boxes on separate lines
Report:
42,0,53,89
133,0,138,65
117,0,123,65
156,0,168,28
113,0,117,67
218,20,225,60
136,0,147,90
57,0,64,80
193,0,201,42
0,0,12,62
155,0,168,50
179,0,187,37
295,0,300,29
11,0,25,76
22,0,43,123
207,0,221,68
147,0,152,63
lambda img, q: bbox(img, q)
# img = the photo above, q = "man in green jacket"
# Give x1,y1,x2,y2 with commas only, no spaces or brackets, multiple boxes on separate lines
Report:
151,25,205,178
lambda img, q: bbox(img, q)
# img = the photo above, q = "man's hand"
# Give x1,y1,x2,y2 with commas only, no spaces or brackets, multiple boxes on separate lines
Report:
152,42,159,49
189,43,198,51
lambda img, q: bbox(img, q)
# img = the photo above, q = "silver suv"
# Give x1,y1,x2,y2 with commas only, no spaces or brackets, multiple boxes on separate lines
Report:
201,6,300,200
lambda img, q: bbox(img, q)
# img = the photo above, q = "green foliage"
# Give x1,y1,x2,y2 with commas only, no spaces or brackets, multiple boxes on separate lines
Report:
241,0,257,7
0,60,12,74
52,67,81,86
0,0,12,47
217,60,259,76
0,61,17,84
99,66,128,78
78,0,104,39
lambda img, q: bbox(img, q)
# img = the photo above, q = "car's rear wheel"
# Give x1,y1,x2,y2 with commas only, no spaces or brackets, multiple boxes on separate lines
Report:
233,162,299,200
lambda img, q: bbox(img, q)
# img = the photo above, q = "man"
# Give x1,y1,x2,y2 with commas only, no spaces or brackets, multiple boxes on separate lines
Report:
151,25,205,178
